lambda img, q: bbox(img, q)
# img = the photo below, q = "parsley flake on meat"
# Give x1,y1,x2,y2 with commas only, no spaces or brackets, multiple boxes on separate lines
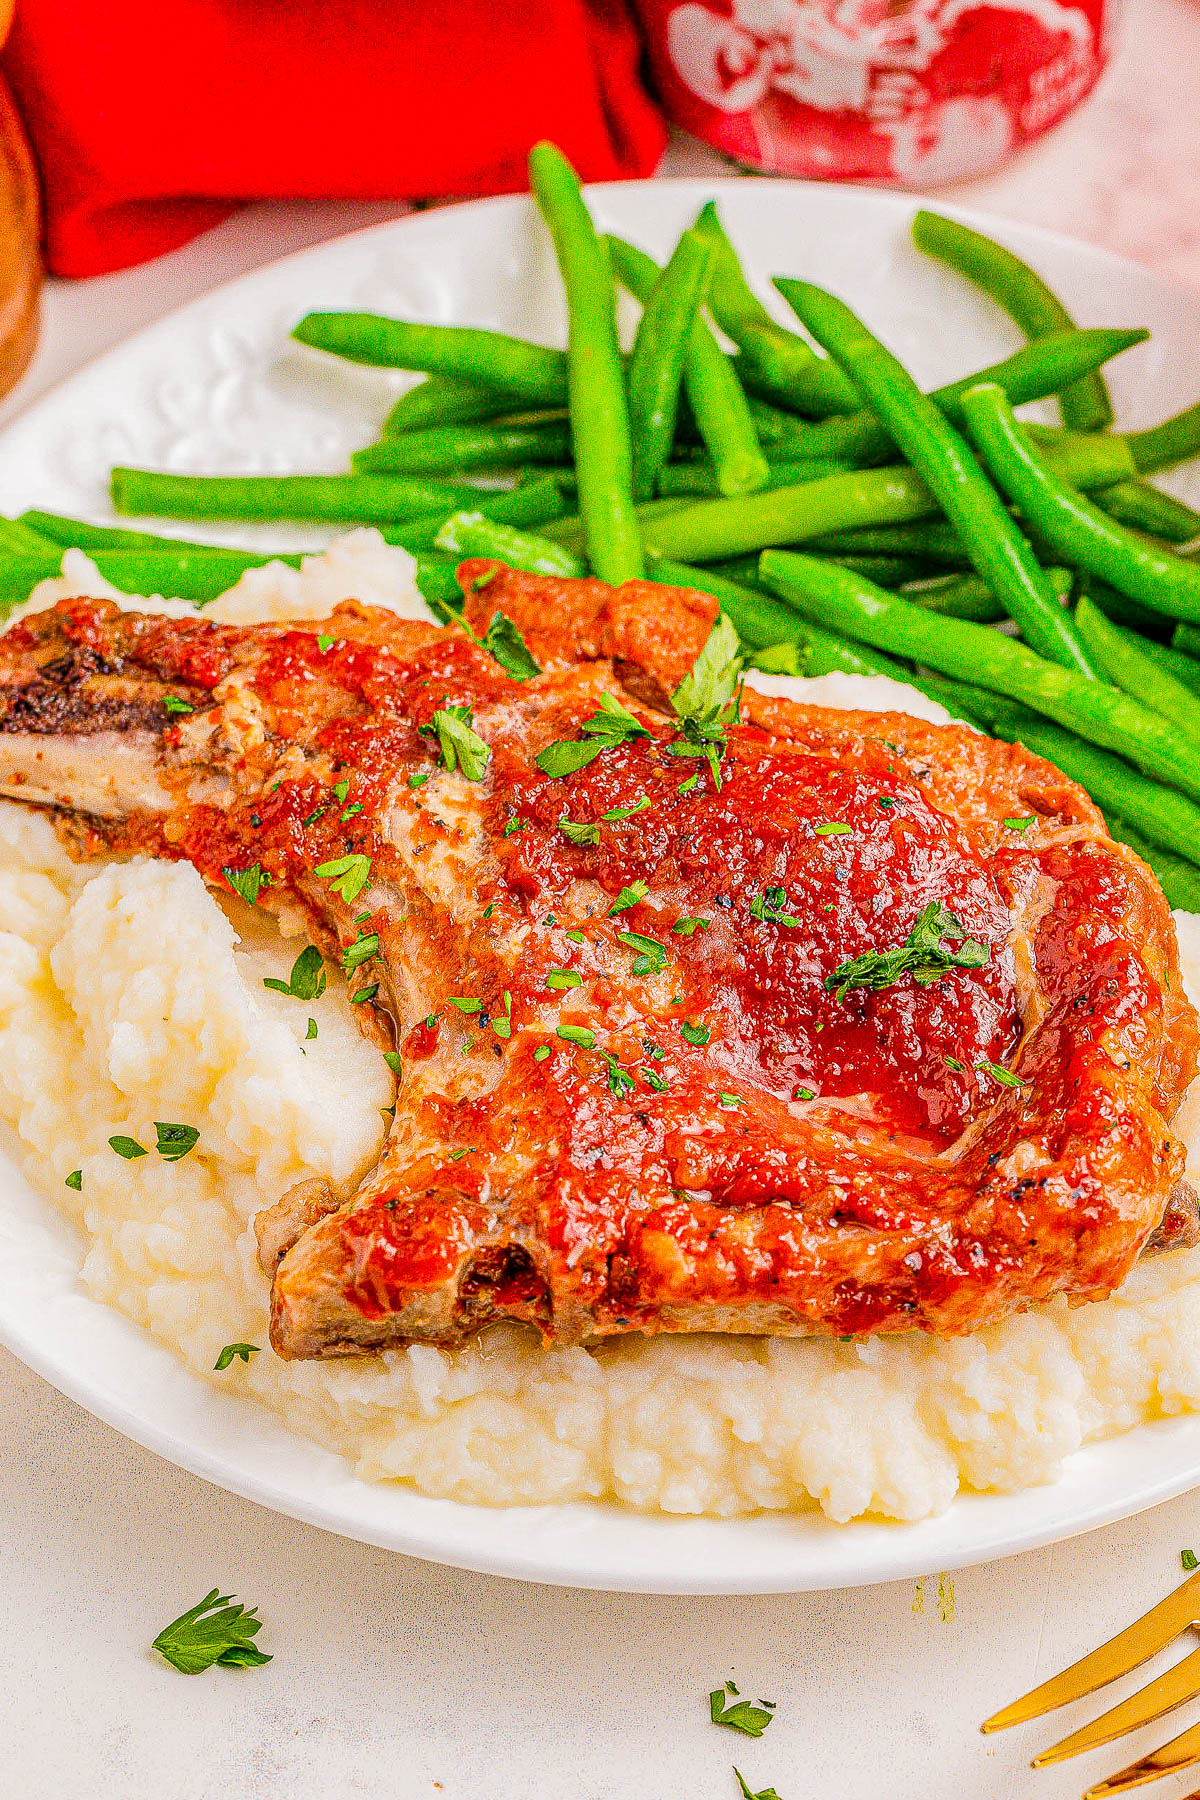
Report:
605,1055,636,1099
1003,816,1035,832
480,611,541,681
751,887,803,928
975,1058,1028,1089
601,797,651,821
163,695,194,715
263,945,327,1001
559,816,600,846
681,1021,710,1047
710,1683,776,1737
342,932,380,975
557,1024,595,1047
826,902,990,1004
814,821,851,837
546,969,583,990
314,854,372,904
616,929,667,975
151,1590,271,1675
383,1051,403,1076
536,693,651,777
214,1343,260,1371
669,614,742,791
608,881,648,915
673,916,709,936
222,863,268,907
424,704,490,780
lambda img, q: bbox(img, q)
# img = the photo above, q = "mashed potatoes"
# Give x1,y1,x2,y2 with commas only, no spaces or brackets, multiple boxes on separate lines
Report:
2,534,1200,1525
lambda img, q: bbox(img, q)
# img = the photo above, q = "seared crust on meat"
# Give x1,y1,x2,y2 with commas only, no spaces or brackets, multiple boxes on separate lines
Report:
0,566,1195,1358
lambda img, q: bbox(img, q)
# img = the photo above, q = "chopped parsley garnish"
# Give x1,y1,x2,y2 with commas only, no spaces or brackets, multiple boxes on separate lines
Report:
975,1058,1027,1089
617,929,667,975
314,853,372,904
793,1086,815,1102
814,821,852,837
472,564,499,592
351,983,379,1005
492,991,513,1038
565,928,585,943
734,1771,783,1800
302,805,328,828
641,1068,667,1092
876,796,896,811
751,887,803,929
717,1092,740,1108
222,863,268,907
557,1024,596,1048
1183,1549,1198,1572
383,1050,403,1076
480,611,541,681
333,780,350,802
1003,816,1035,832
826,902,990,1004
449,997,482,1014
151,1590,271,1675
64,1169,82,1191
681,1021,710,1047
668,614,742,791
605,1055,636,1099
503,815,523,837
601,797,651,821
943,1055,964,1073
214,1343,260,1371
608,881,648,915
710,1684,775,1737
677,774,700,794
536,693,651,777
673,916,709,936
424,704,490,780
305,1018,318,1040
449,1147,474,1162
155,1122,199,1162
342,932,379,975
317,633,335,653
643,1040,665,1060
341,802,363,821
263,945,327,1001
408,771,431,790
109,1135,147,1160
163,695,194,715
559,816,600,846
546,969,582,990
534,1045,552,1063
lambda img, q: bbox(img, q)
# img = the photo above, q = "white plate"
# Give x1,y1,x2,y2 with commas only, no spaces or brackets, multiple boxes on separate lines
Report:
2,180,1200,1595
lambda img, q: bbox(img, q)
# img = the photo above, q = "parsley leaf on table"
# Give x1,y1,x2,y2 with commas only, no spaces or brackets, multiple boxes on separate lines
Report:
734,1770,784,1800
151,1589,272,1674
710,1683,776,1737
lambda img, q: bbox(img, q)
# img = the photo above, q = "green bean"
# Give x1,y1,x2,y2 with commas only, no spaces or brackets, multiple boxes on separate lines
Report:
1125,401,1200,475
690,202,859,417
823,554,928,587
911,210,1114,431
899,573,1005,622
1075,595,1200,746
967,690,1200,872
1127,631,1200,695
435,510,586,578
1081,576,1173,642
625,229,716,501
383,375,518,436
770,328,1146,471
351,419,571,476
774,279,1095,675
809,521,968,566
1175,623,1200,660
529,143,642,583
292,313,568,407
371,473,570,552
112,468,495,525
656,457,851,498
962,382,1200,627
0,516,60,556
19,510,229,553
759,550,1200,802
1105,817,1200,909
0,547,305,607
607,235,769,498
642,429,1132,566
1092,479,1200,545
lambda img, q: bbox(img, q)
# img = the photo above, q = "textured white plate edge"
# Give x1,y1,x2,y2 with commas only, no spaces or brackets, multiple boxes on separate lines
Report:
0,179,1198,1592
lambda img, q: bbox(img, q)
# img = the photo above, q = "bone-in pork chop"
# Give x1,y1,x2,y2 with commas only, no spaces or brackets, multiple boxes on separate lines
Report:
0,565,1195,1357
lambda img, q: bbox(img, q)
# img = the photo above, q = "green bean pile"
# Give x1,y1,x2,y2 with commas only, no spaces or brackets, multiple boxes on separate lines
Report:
5,144,1200,907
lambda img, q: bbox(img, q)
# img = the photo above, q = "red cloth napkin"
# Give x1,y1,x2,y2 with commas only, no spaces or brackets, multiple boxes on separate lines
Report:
3,0,666,278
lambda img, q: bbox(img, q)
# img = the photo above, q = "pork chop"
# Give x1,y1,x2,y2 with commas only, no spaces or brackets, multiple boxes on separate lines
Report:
0,564,1195,1357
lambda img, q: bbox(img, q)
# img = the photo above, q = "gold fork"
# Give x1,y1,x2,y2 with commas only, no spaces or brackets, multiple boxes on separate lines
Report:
982,1568,1200,1796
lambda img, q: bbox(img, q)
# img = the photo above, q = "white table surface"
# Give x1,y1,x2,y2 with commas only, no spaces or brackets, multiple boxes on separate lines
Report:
8,11,1200,1792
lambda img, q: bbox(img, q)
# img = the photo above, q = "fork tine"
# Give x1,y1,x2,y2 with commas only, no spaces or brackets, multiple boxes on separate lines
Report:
1083,1713,1200,1797
1032,1644,1200,1765
978,1569,1200,1735
981,1571,1200,1733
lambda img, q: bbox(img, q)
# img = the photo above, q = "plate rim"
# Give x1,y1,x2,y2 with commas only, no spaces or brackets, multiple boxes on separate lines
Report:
3,176,1200,1593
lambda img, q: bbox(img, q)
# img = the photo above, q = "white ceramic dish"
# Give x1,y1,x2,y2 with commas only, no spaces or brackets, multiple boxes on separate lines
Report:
2,180,1199,1594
